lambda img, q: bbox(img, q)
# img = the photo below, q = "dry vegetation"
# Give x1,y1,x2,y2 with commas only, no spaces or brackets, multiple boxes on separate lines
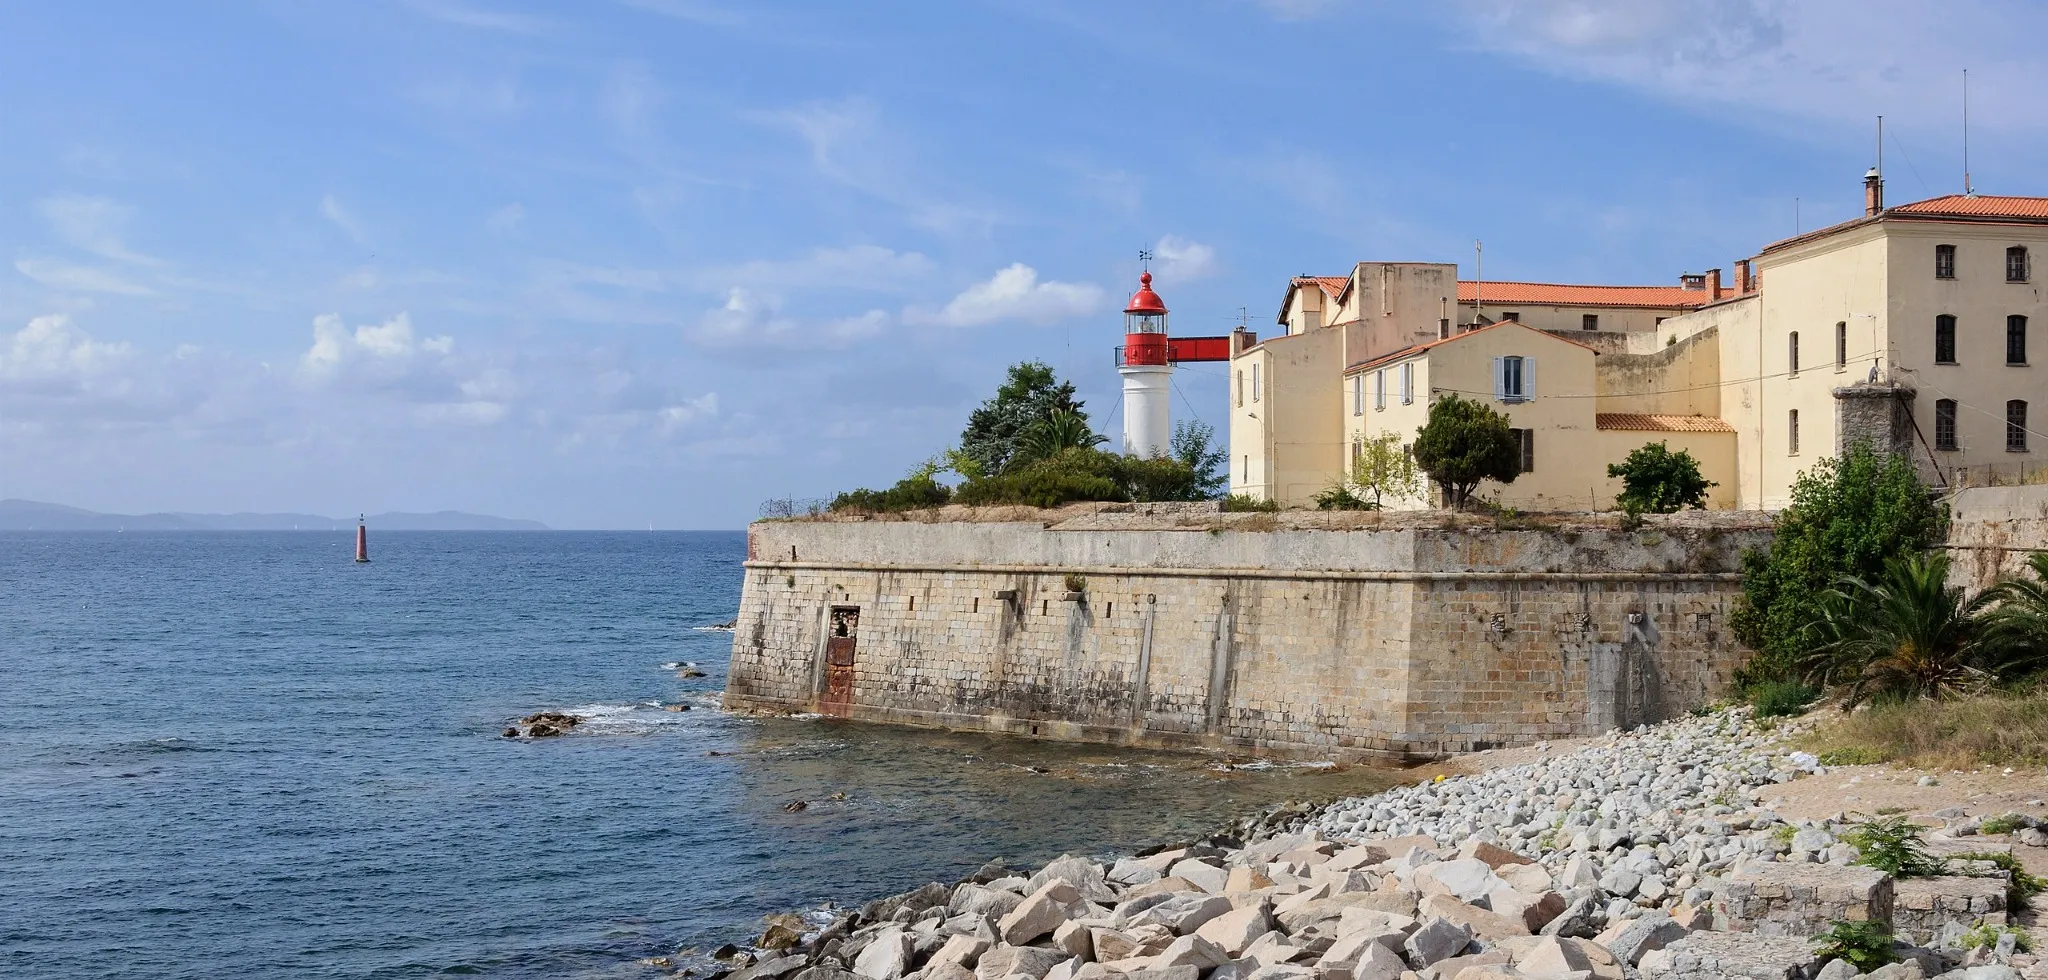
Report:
1800,688,2048,770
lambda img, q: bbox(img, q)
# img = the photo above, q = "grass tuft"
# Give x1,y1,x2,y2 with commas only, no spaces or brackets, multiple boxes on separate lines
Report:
1801,689,2048,770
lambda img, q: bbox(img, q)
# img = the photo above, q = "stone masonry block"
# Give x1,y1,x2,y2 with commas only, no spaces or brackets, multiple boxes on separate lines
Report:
1713,863,1892,938
1890,875,2006,944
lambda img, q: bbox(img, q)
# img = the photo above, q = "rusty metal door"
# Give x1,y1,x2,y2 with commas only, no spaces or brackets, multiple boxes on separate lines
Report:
821,606,858,716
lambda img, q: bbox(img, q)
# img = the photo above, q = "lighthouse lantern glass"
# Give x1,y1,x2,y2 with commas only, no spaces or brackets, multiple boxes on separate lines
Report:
1126,311,1166,334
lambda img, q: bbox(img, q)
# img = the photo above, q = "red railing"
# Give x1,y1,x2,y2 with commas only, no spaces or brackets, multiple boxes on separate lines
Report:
1113,335,1235,366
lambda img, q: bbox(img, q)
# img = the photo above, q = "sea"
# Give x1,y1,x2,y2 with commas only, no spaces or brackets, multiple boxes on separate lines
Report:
0,531,1403,980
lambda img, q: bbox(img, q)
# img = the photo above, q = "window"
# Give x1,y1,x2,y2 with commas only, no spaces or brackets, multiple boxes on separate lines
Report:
2010,401,2030,452
1788,409,1800,455
1501,311,1521,322
1836,321,1847,369
1242,454,1249,481
1438,318,1451,340
1374,369,1386,410
1235,370,1244,407
1251,363,1261,402
1582,314,1599,331
1936,399,1959,450
2010,315,2029,365
1400,362,1414,404
1788,331,1800,374
1936,244,1957,279
1936,315,1957,364
1351,375,1362,416
1494,355,1532,402
1511,428,1535,473
2010,246,2031,283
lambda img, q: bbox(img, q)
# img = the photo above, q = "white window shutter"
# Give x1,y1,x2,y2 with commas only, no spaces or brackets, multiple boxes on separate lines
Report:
1525,356,1537,400
1492,356,1505,400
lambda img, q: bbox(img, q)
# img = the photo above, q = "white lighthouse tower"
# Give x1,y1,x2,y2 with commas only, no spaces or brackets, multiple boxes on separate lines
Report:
1118,271,1173,458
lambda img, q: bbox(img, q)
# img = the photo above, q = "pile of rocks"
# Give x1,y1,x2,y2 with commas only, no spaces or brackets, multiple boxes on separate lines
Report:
713,710,2034,980
503,711,581,738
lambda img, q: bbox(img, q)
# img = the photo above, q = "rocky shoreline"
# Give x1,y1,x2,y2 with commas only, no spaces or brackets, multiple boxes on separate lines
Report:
682,709,2039,980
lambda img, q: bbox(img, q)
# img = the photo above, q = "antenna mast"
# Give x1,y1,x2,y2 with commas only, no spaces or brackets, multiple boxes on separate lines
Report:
1877,115,1883,176
1964,69,1974,195
1473,240,1483,323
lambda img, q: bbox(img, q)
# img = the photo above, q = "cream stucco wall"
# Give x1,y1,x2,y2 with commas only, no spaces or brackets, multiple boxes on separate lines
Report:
1743,227,1891,508
1592,431,1740,510
1461,302,1689,336
1229,332,1345,504
1882,224,2048,483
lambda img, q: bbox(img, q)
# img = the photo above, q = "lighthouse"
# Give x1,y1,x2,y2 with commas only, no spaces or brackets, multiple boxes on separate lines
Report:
1118,271,1173,458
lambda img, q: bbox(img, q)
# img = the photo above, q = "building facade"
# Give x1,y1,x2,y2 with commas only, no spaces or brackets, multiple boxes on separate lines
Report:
1230,176,2048,511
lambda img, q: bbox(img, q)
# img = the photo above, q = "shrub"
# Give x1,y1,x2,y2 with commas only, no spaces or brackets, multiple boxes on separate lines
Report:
1980,813,2028,836
1748,679,1817,719
1812,919,1900,973
1801,689,2048,769
1732,442,1940,687
954,450,1124,508
1411,394,1519,509
1170,420,1228,499
1803,552,1998,707
1959,924,2032,954
1607,440,1716,513
1120,454,1207,503
1845,815,1946,878
1221,493,1279,513
829,475,953,513
1062,573,1086,593
1314,484,1376,511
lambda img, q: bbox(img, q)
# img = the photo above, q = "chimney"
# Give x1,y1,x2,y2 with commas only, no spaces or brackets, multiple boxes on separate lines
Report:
1705,268,1722,300
1735,258,1752,294
1864,167,1885,215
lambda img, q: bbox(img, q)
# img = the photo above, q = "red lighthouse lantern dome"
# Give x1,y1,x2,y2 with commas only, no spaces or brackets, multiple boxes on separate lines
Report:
1123,272,1169,366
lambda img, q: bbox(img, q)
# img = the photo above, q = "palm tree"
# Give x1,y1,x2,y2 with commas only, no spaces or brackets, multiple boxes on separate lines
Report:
1011,410,1106,469
1803,551,2000,707
1978,551,2048,679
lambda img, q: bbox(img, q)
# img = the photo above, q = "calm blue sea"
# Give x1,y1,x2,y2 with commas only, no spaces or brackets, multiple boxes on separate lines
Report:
0,531,1398,980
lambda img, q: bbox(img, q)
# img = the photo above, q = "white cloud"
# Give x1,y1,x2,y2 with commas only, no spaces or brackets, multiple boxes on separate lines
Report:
658,392,720,429
694,288,889,349
406,0,549,33
39,195,164,266
912,264,1107,328
302,312,454,375
0,315,131,382
1438,1,2048,138
697,245,933,293
321,195,368,245
486,202,525,234
14,258,155,296
1153,236,1220,281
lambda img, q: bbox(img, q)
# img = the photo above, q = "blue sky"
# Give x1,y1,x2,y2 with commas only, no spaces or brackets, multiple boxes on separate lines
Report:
5,0,2046,528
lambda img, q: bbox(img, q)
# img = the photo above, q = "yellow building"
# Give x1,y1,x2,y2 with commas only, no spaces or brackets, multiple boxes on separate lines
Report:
1231,172,2045,511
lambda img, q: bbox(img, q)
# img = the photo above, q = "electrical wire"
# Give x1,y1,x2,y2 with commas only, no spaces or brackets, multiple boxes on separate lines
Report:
1422,345,1891,400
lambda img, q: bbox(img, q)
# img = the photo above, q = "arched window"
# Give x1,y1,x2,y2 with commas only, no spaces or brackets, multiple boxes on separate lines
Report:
2009,400,2030,453
2010,246,2031,283
1788,331,1800,374
1935,399,1958,450
1936,315,1957,364
2010,315,2029,365
1936,244,1957,279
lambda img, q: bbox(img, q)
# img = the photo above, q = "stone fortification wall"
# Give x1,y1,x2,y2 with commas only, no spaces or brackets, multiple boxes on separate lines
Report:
725,515,1769,762
1945,485,2048,592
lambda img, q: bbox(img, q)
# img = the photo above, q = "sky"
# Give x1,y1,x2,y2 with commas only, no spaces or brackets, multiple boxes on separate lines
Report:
5,0,2048,529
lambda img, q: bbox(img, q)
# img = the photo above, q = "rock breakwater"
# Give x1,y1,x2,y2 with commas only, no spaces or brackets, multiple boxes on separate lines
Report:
701,710,2039,980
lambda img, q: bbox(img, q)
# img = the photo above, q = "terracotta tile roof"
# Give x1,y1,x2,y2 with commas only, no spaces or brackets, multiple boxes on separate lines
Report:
1301,275,1349,299
1344,320,1598,375
1763,194,2048,255
1595,413,1736,433
1459,281,1709,309
1891,195,2048,218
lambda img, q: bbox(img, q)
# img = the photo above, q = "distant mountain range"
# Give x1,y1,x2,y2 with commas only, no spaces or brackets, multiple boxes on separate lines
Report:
0,499,550,531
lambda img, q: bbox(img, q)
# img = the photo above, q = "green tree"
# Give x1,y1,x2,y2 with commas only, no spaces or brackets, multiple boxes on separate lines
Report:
1607,441,1716,514
1170,419,1228,499
1731,442,1940,685
1013,409,1106,466
959,361,1087,475
1351,432,1421,508
1410,394,1519,509
1977,552,2048,679
1804,552,1998,706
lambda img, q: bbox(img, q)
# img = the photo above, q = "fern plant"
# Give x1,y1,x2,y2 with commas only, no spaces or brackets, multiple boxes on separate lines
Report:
1845,815,1947,878
1811,919,1900,973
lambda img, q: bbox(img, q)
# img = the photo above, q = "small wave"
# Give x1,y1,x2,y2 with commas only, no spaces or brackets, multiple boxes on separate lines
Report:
557,702,702,732
692,625,736,633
